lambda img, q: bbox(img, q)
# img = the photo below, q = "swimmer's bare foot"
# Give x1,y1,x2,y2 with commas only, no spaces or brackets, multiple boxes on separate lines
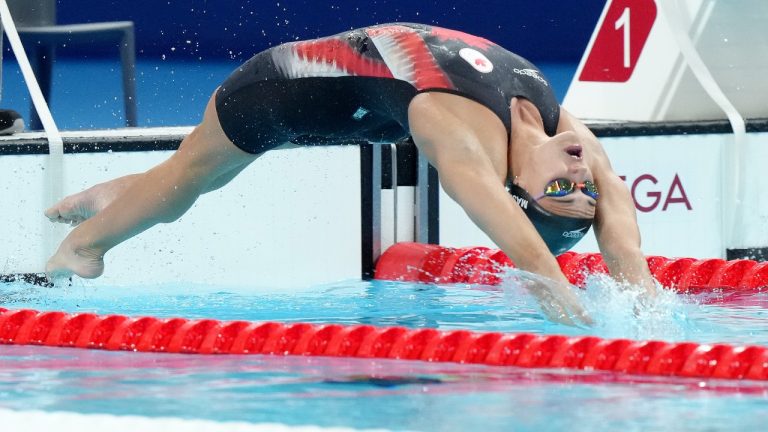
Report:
44,174,140,226
46,239,105,279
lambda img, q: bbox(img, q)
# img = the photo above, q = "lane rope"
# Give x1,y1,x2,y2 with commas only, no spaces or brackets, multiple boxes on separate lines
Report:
0,307,766,381
374,242,768,292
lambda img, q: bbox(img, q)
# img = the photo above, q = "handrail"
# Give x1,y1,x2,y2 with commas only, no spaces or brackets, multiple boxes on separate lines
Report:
0,0,65,267
656,0,748,256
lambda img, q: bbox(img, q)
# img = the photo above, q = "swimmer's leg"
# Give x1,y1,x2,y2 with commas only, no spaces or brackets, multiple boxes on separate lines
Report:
203,144,297,191
46,155,256,226
46,93,260,279
45,174,141,226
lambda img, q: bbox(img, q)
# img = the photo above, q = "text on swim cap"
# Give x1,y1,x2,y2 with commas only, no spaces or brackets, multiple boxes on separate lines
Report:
511,195,528,209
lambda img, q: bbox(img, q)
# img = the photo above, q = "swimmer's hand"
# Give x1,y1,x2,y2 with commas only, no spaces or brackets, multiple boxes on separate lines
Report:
510,271,593,327
627,279,664,317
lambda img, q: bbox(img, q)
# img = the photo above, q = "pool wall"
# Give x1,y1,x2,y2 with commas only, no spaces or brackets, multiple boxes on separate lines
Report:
0,129,366,287
1,124,767,287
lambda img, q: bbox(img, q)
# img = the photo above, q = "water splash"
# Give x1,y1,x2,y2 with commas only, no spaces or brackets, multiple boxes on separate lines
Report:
579,273,692,341
500,269,696,341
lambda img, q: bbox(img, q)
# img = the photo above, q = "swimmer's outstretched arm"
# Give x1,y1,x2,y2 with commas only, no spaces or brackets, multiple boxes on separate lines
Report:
46,94,258,278
408,93,592,326
559,110,656,295
592,166,656,294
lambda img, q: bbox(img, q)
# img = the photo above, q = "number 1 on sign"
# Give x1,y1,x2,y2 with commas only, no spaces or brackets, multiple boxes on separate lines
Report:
615,7,631,68
578,0,656,82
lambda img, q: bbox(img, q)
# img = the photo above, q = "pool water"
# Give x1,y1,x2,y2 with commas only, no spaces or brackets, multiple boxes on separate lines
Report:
3,273,768,345
2,344,766,431
1,275,767,431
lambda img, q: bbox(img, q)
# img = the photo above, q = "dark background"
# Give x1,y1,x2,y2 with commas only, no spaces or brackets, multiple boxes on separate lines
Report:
55,0,604,63
2,1,606,128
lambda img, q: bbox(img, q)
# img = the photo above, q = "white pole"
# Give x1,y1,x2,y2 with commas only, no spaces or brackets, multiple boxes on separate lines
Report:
0,0,66,268
656,0,747,255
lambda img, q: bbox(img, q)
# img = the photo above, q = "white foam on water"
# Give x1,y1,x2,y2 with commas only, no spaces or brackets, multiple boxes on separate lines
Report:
0,408,396,432
500,268,694,341
579,273,692,341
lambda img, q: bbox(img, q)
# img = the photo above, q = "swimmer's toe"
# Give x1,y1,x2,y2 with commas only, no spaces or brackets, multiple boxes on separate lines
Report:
45,196,97,224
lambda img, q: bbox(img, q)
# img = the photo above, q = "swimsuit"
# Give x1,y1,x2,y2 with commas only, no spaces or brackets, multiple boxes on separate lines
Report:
215,22,559,154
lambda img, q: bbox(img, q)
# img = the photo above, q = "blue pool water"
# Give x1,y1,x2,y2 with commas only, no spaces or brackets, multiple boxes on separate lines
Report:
1,276,767,431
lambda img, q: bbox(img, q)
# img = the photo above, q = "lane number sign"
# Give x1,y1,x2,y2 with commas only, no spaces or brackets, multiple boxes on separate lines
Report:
579,0,657,82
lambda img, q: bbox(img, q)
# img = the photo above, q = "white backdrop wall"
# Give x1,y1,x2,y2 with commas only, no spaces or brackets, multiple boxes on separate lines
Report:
0,144,361,289
440,132,768,260
1,130,766,288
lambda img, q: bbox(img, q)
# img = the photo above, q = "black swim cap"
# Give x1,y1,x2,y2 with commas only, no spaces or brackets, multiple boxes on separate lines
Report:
507,182,593,255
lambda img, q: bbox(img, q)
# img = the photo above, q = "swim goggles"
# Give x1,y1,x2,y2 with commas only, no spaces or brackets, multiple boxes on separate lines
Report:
535,178,599,201
507,182,594,255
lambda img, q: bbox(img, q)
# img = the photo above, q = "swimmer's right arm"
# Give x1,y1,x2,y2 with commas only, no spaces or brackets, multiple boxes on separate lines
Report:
408,93,561,276
408,93,591,326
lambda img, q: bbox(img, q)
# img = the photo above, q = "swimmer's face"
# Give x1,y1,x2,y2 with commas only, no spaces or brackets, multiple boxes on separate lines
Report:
510,99,596,218
508,98,599,218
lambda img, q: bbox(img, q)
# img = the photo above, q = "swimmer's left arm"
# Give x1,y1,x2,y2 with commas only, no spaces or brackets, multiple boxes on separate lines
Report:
559,109,656,295
592,168,657,295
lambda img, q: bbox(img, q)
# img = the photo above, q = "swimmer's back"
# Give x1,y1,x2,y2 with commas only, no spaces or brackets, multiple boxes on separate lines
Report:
216,23,559,153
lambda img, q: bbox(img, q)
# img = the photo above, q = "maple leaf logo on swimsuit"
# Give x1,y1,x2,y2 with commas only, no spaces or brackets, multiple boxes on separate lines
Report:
459,48,494,73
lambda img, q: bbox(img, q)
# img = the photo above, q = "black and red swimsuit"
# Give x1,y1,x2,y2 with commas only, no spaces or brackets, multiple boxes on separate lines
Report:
215,22,559,154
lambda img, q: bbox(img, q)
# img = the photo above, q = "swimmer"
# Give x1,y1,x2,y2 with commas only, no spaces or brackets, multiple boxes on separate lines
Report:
45,23,655,325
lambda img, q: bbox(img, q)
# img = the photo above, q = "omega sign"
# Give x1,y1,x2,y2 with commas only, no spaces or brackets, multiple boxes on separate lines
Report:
619,173,691,213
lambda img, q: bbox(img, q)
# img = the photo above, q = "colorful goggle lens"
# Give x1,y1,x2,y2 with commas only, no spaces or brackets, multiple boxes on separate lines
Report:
542,178,599,200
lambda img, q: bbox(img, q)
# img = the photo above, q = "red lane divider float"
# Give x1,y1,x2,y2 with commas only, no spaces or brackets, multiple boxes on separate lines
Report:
374,242,768,292
1,308,767,381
